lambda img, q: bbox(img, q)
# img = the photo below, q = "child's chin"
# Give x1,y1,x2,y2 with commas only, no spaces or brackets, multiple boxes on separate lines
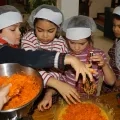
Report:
74,51,81,54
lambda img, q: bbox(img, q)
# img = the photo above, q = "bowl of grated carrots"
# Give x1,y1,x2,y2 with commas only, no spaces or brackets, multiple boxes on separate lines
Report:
0,63,43,120
54,98,115,120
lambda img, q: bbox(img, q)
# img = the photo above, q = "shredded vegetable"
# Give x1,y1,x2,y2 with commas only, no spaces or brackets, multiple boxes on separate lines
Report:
0,73,40,110
59,102,108,120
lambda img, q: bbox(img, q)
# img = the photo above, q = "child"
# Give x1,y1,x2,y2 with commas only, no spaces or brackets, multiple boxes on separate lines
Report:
0,5,93,107
62,15,116,97
108,6,120,91
21,4,86,106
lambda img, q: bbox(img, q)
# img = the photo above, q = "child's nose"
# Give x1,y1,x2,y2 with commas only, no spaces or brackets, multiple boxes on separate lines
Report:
75,45,80,50
43,32,48,38
114,26,119,31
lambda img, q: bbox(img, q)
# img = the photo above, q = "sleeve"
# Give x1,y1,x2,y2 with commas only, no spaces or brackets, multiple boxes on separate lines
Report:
39,70,60,86
58,36,68,53
0,46,66,69
21,31,38,51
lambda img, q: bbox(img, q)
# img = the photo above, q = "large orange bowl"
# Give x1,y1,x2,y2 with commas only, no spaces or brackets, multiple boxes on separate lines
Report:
54,98,115,120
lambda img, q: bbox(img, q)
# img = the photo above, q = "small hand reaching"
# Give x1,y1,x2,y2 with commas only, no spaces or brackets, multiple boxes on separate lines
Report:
56,81,81,104
37,89,55,111
0,83,12,110
64,55,93,83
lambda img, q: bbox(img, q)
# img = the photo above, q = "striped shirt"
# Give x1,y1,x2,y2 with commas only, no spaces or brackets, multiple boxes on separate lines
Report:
60,46,107,95
21,31,68,86
108,40,120,79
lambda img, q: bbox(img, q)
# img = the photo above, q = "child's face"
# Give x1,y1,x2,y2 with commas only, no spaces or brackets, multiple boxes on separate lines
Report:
113,18,120,38
0,23,21,45
68,38,88,54
35,19,57,44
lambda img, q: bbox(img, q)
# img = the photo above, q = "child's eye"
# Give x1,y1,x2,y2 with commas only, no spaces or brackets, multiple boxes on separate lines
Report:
80,43,85,45
48,30,54,33
37,29,42,32
10,29,15,31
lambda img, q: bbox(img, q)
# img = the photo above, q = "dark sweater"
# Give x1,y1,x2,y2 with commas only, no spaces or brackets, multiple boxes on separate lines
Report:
0,45,66,69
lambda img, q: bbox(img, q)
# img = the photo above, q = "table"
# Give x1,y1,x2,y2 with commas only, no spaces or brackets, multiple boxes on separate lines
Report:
98,92,120,120
32,92,120,120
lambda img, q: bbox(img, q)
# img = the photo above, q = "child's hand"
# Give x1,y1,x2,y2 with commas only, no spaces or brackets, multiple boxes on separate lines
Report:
0,83,12,110
64,55,93,83
57,81,81,104
37,92,52,111
90,53,106,67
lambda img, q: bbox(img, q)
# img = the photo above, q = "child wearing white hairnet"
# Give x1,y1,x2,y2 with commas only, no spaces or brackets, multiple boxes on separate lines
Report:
0,5,93,109
0,5,67,69
21,4,84,111
60,15,116,98
108,6,120,91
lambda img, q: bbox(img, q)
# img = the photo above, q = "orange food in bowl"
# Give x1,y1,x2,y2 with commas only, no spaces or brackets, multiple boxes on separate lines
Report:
58,102,108,120
0,73,41,110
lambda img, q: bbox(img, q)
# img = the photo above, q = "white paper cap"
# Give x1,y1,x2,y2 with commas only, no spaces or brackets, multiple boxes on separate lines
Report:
113,6,120,15
0,12,23,30
34,8,62,26
66,28,91,40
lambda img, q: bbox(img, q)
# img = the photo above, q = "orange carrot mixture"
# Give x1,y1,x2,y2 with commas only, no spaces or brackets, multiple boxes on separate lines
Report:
60,102,108,120
0,73,41,110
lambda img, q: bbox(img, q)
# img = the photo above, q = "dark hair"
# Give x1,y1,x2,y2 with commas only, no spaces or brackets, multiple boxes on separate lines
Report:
65,35,93,52
33,18,61,38
0,29,2,33
112,14,120,20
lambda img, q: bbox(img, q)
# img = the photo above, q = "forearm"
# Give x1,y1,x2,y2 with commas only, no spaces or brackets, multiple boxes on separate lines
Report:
0,46,66,69
45,88,57,96
102,63,116,85
46,77,63,90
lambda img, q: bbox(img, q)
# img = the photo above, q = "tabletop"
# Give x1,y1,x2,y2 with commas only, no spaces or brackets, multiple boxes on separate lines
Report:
32,92,120,120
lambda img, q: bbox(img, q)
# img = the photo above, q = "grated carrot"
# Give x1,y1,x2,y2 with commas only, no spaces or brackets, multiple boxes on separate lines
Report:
0,73,41,110
59,102,108,120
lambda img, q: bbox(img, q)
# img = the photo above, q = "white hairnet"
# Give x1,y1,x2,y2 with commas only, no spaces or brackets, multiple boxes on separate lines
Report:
113,6,120,16
0,5,20,14
28,4,64,28
62,15,97,32
0,5,23,30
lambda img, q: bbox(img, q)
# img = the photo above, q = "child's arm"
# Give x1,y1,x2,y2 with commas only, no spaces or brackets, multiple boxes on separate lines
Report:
102,63,116,85
46,77,81,104
0,46,93,82
91,53,116,85
37,88,56,111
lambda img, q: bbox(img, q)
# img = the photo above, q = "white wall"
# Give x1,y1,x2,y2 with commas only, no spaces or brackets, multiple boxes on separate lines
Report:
57,0,112,19
89,0,112,18
57,0,79,20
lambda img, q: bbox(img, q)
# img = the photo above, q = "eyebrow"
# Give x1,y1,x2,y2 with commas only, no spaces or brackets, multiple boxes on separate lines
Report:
36,26,55,31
